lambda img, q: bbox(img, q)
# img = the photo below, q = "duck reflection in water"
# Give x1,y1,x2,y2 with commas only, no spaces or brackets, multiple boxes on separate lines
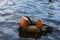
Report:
18,25,53,40
18,16,53,40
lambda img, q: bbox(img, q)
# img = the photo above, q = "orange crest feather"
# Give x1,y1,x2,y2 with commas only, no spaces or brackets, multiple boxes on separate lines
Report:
36,19,43,29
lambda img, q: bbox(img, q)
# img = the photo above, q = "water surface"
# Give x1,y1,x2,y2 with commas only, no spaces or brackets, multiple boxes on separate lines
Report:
0,0,60,40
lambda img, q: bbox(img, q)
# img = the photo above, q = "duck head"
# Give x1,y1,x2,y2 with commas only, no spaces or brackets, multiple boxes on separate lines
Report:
20,16,31,28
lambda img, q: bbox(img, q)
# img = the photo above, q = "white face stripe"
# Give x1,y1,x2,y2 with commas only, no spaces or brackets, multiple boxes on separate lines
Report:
22,16,30,23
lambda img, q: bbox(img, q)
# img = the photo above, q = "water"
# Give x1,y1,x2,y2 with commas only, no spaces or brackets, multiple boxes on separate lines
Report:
0,0,60,40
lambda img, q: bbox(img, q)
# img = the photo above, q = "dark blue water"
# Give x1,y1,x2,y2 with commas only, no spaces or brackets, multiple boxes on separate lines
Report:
0,0,60,40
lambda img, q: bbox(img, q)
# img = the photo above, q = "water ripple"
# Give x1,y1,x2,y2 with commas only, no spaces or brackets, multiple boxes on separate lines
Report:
0,0,60,40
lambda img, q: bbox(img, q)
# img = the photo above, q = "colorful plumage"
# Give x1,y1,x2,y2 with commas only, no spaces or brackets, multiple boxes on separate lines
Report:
19,16,43,32
20,16,30,28
36,19,43,29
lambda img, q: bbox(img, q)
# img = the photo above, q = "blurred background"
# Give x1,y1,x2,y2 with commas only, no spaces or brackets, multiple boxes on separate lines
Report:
0,0,60,40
